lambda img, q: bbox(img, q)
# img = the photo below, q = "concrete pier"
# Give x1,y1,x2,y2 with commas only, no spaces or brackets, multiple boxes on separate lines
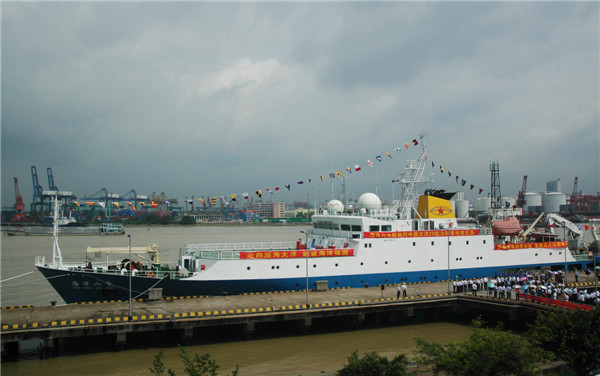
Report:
2,280,593,360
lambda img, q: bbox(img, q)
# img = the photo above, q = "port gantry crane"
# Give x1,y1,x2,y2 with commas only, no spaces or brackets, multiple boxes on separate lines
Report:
12,177,26,221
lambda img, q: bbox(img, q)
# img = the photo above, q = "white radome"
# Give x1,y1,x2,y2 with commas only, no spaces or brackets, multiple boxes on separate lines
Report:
327,200,344,214
357,193,382,210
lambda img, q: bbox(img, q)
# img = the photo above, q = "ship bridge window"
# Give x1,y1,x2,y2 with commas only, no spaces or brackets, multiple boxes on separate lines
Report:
381,225,391,231
341,224,351,231
352,225,362,232
369,225,380,232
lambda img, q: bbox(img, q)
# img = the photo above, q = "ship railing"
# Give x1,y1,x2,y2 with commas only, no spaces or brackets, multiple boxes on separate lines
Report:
186,241,298,252
573,254,592,262
35,255,45,267
197,250,241,260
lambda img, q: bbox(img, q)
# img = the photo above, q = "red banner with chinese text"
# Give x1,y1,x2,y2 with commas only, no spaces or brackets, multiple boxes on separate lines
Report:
364,229,480,239
494,241,567,250
239,248,355,259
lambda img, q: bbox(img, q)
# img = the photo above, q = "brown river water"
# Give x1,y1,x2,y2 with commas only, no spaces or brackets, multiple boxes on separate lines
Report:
1,225,472,375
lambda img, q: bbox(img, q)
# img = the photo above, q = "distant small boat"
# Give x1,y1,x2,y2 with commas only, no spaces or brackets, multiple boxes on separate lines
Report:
492,216,522,236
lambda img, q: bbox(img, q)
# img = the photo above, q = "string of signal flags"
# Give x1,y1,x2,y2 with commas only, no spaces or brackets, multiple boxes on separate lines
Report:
196,135,486,208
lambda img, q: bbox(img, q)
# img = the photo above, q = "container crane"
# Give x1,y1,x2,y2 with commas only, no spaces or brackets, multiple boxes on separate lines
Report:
47,167,58,192
30,166,45,213
12,177,26,221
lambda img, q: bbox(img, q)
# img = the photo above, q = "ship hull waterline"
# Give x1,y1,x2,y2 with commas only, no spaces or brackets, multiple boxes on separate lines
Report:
37,261,580,304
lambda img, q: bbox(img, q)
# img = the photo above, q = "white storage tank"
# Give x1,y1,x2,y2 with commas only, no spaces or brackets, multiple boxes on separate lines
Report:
524,192,542,213
452,199,470,218
474,197,491,212
542,192,567,213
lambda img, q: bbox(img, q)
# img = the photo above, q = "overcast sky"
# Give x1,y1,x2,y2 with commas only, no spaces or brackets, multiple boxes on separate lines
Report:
2,2,598,209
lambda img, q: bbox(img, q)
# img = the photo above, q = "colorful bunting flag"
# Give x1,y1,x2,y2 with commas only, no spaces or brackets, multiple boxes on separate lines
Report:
230,194,237,201
285,185,291,191
320,175,324,181
404,143,409,149
376,156,382,162
243,193,249,199
256,190,262,198
73,201,80,207
354,164,361,172
386,152,392,159
329,172,335,178
297,181,304,185
127,202,136,211
478,188,483,194
336,171,342,177
346,167,352,173
394,147,402,152
440,166,444,173
470,185,475,190
412,139,419,145
367,160,373,167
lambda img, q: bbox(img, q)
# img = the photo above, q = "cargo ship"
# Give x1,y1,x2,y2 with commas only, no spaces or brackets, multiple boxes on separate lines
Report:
35,135,596,303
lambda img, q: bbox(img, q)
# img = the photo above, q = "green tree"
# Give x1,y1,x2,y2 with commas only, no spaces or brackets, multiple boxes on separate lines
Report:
336,350,410,376
150,347,239,376
179,216,196,225
528,309,600,376
414,320,546,376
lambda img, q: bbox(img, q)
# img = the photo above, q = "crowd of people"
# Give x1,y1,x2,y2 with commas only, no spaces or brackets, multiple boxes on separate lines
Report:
453,269,599,306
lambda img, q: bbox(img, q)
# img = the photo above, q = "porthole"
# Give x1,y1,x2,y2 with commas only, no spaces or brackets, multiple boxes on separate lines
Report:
335,282,339,286
385,261,388,265
247,267,251,270
431,259,434,262
466,241,469,245
413,242,416,246
408,260,412,263
550,252,552,255
483,240,486,244
431,241,435,246
449,241,452,245
313,264,317,268
335,263,339,267
271,266,275,269
296,265,300,269
360,262,364,266
276,266,280,269
456,258,459,261
364,244,368,248
535,253,538,256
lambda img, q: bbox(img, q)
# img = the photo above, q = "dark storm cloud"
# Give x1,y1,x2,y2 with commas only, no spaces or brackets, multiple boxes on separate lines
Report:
1,2,598,208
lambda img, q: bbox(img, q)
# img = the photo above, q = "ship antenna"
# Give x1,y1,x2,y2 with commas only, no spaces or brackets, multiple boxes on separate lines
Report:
51,194,64,269
391,131,430,219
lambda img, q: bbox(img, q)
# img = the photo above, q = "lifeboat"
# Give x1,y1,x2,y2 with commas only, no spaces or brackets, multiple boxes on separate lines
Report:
492,216,522,236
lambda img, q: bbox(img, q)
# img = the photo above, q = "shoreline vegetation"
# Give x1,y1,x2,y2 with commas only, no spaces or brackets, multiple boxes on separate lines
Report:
150,312,600,376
